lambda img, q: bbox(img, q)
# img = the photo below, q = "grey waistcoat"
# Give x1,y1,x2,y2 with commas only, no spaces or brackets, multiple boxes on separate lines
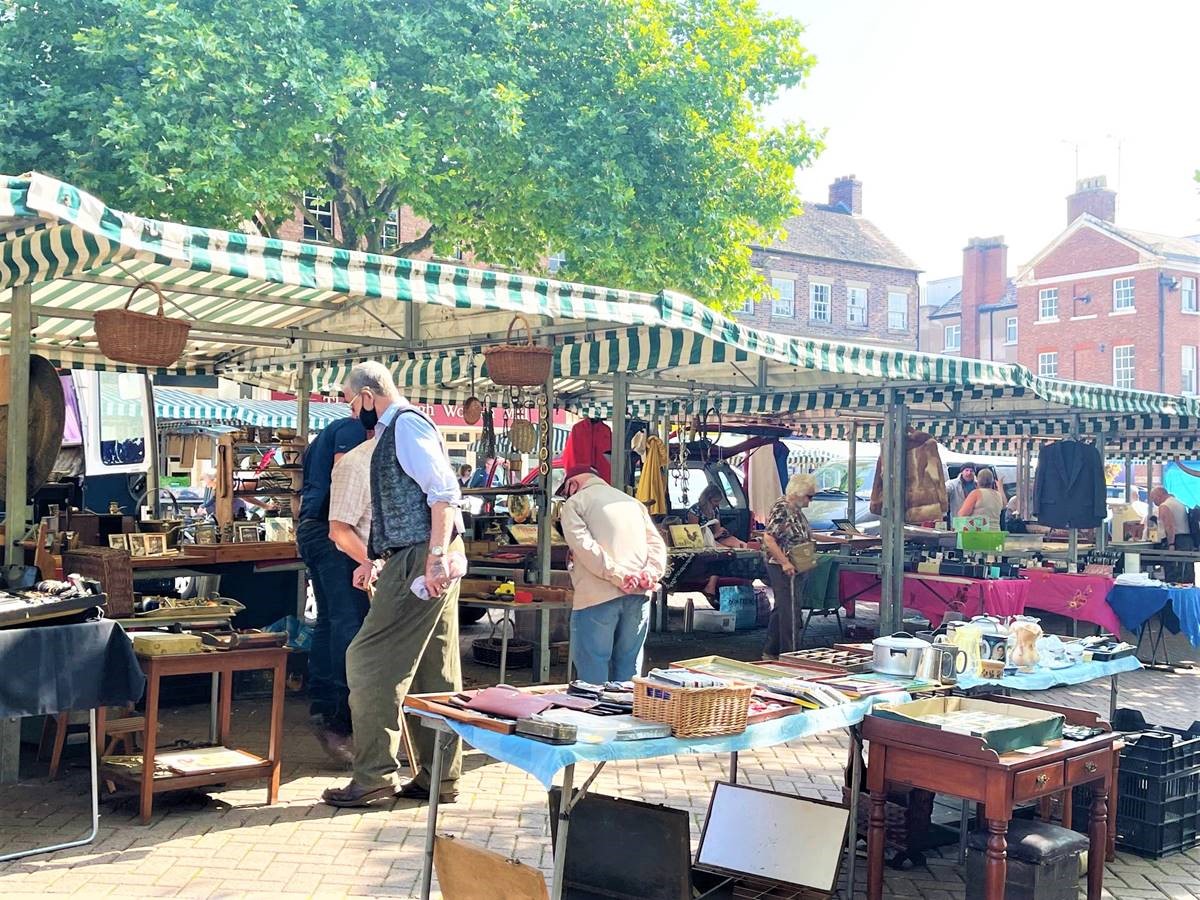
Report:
368,410,433,558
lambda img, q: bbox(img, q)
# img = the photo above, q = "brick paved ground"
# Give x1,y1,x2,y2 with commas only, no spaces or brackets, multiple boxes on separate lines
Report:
1,602,1198,898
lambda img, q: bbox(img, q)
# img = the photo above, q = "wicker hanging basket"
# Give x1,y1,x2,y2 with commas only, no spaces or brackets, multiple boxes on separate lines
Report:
483,314,553,387
94,281,191,367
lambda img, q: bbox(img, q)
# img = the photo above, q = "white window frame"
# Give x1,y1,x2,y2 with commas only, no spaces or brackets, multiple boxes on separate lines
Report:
302,191,333,243
846,286,868,327
1038,288,1059,322
1183,346,1198,395
887,290,909,331
1005,316,1018,345
737,295,754,316
1112,277,1136,313
1182,277,1198,314
1113,344,1135,389
547,250,566,274
771,277,795,318
808,281,832,324
943,324,961,352
381,208,400,250
1038,351,1058,377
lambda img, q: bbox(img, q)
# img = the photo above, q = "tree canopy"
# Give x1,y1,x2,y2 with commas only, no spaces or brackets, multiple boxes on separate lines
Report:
0,0,821,310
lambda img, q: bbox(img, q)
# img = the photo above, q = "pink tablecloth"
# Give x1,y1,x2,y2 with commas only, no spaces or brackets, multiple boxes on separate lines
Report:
1020,569,1120,633
839,571,1029,626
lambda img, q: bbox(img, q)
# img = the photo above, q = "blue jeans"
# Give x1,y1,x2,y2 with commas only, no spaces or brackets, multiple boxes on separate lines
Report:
569,595,650,684
297,519,370,733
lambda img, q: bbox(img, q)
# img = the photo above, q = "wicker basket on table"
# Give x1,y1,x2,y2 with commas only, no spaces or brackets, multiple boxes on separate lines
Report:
482,314,553,387
632,676,753,738
93,281,191,367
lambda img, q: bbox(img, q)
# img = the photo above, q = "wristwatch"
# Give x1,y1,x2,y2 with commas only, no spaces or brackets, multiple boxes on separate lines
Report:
429,546,446,558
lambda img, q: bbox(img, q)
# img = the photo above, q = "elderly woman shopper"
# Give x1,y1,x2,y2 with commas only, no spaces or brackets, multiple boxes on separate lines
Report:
761,473,817,657
956,468,1006,529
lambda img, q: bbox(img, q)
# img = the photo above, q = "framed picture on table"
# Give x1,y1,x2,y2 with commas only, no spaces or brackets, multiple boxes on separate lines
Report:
143,533,168,557
107,534,129,551
234,524,262,543
126,534,148,557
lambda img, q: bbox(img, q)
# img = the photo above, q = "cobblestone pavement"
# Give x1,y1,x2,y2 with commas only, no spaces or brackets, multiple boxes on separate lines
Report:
1,604,1198,898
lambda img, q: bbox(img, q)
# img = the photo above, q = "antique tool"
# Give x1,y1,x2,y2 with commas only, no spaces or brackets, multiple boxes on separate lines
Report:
463,354,483,426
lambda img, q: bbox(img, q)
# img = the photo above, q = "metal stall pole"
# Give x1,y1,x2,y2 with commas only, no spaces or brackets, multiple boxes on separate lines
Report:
880,391,907,636
1067,417,1081,574
1,284,32,785
847,422,858,525
610,373,629,490
1096,433,1108,553
295,351,313,622
5,284,32,567
1124,459,1132,504
534,351,556,683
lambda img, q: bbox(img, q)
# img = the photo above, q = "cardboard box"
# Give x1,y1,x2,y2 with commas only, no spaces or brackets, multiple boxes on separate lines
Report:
871,697,1064,753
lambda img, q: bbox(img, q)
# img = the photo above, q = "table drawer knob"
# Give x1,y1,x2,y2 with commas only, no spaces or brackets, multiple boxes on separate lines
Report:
1036,773,1049,786
1084,762,1098,774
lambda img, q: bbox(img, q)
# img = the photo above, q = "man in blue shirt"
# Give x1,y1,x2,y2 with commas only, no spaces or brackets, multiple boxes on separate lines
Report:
322,364,467,808
296,388,369,764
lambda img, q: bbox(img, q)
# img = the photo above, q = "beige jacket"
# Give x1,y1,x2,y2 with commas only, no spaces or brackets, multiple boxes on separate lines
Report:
560,479,667,611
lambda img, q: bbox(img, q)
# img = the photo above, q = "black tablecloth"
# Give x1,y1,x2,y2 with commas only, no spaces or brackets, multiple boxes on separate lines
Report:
0,620,145,717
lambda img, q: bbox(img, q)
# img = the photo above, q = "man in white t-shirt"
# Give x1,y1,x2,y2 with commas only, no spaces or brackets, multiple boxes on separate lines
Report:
1150,486,1194,583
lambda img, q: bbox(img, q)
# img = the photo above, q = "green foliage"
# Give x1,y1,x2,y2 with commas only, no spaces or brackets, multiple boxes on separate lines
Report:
0,0,821,309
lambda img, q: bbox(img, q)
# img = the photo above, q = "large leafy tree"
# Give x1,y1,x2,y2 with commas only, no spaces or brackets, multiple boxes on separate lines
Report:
0,0,820,309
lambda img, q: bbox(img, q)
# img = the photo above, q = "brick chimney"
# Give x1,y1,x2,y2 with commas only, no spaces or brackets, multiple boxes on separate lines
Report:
828,175,862,215
1067,176,1116,225
960,236,1008,359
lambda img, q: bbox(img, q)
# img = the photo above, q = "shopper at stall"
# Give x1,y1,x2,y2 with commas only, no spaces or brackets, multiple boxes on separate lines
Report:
1150,486,1195,582
296,376,371,765
322,362,467,808
761,473,817,658
559,466,667,684
956,468,1006,529
945,464,977,521
457,463,473,487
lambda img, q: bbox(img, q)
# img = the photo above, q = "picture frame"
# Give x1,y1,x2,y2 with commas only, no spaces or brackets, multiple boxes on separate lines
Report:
126,534,147,557
262,517,294,544
234,524,262,543
107,534,129,551
194,524,218,545
143,533,168,557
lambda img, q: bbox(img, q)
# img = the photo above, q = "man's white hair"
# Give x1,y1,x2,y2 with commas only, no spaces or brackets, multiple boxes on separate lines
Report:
345,361,401,400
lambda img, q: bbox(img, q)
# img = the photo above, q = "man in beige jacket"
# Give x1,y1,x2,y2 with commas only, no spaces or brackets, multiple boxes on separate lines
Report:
558,466,667,684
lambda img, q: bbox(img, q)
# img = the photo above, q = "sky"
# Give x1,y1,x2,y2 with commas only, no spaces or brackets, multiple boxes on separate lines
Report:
757,0,1200,284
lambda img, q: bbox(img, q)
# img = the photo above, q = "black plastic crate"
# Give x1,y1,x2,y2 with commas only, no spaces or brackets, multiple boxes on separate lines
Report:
1073,771,1200,859
1111,709,1200,777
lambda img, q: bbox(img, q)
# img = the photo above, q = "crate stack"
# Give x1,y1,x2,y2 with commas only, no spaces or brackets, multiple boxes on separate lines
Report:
1074,719,1200,858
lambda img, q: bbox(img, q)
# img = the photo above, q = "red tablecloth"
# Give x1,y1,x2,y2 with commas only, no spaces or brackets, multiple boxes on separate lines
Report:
1020,569,1120,633
839,571,1029,625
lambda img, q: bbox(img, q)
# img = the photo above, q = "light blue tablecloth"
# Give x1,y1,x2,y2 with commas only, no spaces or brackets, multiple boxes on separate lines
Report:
956,655,1142,692
412,693,908,789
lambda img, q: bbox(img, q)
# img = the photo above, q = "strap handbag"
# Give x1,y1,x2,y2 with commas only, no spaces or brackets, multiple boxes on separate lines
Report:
787,540,818,574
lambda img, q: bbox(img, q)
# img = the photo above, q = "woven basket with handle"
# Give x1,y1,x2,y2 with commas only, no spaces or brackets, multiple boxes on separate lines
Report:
632,676,753,737
94,281,191,367
483,314,553,387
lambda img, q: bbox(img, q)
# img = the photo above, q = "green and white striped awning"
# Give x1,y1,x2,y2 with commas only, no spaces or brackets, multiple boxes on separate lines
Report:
5,172,1200,455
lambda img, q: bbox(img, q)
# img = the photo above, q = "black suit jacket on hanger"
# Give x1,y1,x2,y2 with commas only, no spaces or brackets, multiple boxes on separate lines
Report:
1032,439,1107,529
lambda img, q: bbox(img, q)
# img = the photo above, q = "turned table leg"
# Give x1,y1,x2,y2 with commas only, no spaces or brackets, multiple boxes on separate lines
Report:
866,790,887,900
984,818,1008,900
1088,785,1109,900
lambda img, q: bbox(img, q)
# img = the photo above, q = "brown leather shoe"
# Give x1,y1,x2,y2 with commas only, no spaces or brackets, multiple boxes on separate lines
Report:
320,781,396,808
308,718,355,768
395,779,459,804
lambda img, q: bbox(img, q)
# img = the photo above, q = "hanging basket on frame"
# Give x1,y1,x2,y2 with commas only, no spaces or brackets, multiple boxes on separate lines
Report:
94,281,191,367
482,314,553,387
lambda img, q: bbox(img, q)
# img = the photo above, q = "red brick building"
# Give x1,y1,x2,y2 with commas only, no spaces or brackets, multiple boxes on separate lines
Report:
736,177,922,347
1014,177,1200,393
920,236,1016,361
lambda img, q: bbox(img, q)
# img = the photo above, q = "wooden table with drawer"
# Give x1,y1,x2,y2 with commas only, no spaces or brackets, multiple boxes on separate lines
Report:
862,696,1119,900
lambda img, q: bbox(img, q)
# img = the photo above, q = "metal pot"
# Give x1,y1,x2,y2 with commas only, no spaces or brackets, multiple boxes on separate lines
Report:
915,643,968,684
871,632,930,677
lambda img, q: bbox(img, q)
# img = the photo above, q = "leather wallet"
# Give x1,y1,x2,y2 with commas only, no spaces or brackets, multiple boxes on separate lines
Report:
464,686,554,720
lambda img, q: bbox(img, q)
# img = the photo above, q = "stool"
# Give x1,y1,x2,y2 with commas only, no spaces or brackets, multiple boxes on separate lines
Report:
39,707,146,779
966,819,1088,900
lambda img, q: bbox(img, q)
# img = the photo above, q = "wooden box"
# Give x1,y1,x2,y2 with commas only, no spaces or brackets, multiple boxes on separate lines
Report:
62,546,134,617
871,697,1064,754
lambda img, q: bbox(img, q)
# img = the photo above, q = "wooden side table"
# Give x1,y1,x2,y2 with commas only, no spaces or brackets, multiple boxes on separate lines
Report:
101,646,288,823
862,696,1118,900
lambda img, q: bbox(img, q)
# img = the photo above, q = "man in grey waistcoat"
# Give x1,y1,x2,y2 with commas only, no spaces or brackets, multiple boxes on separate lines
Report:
321,362,465,807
